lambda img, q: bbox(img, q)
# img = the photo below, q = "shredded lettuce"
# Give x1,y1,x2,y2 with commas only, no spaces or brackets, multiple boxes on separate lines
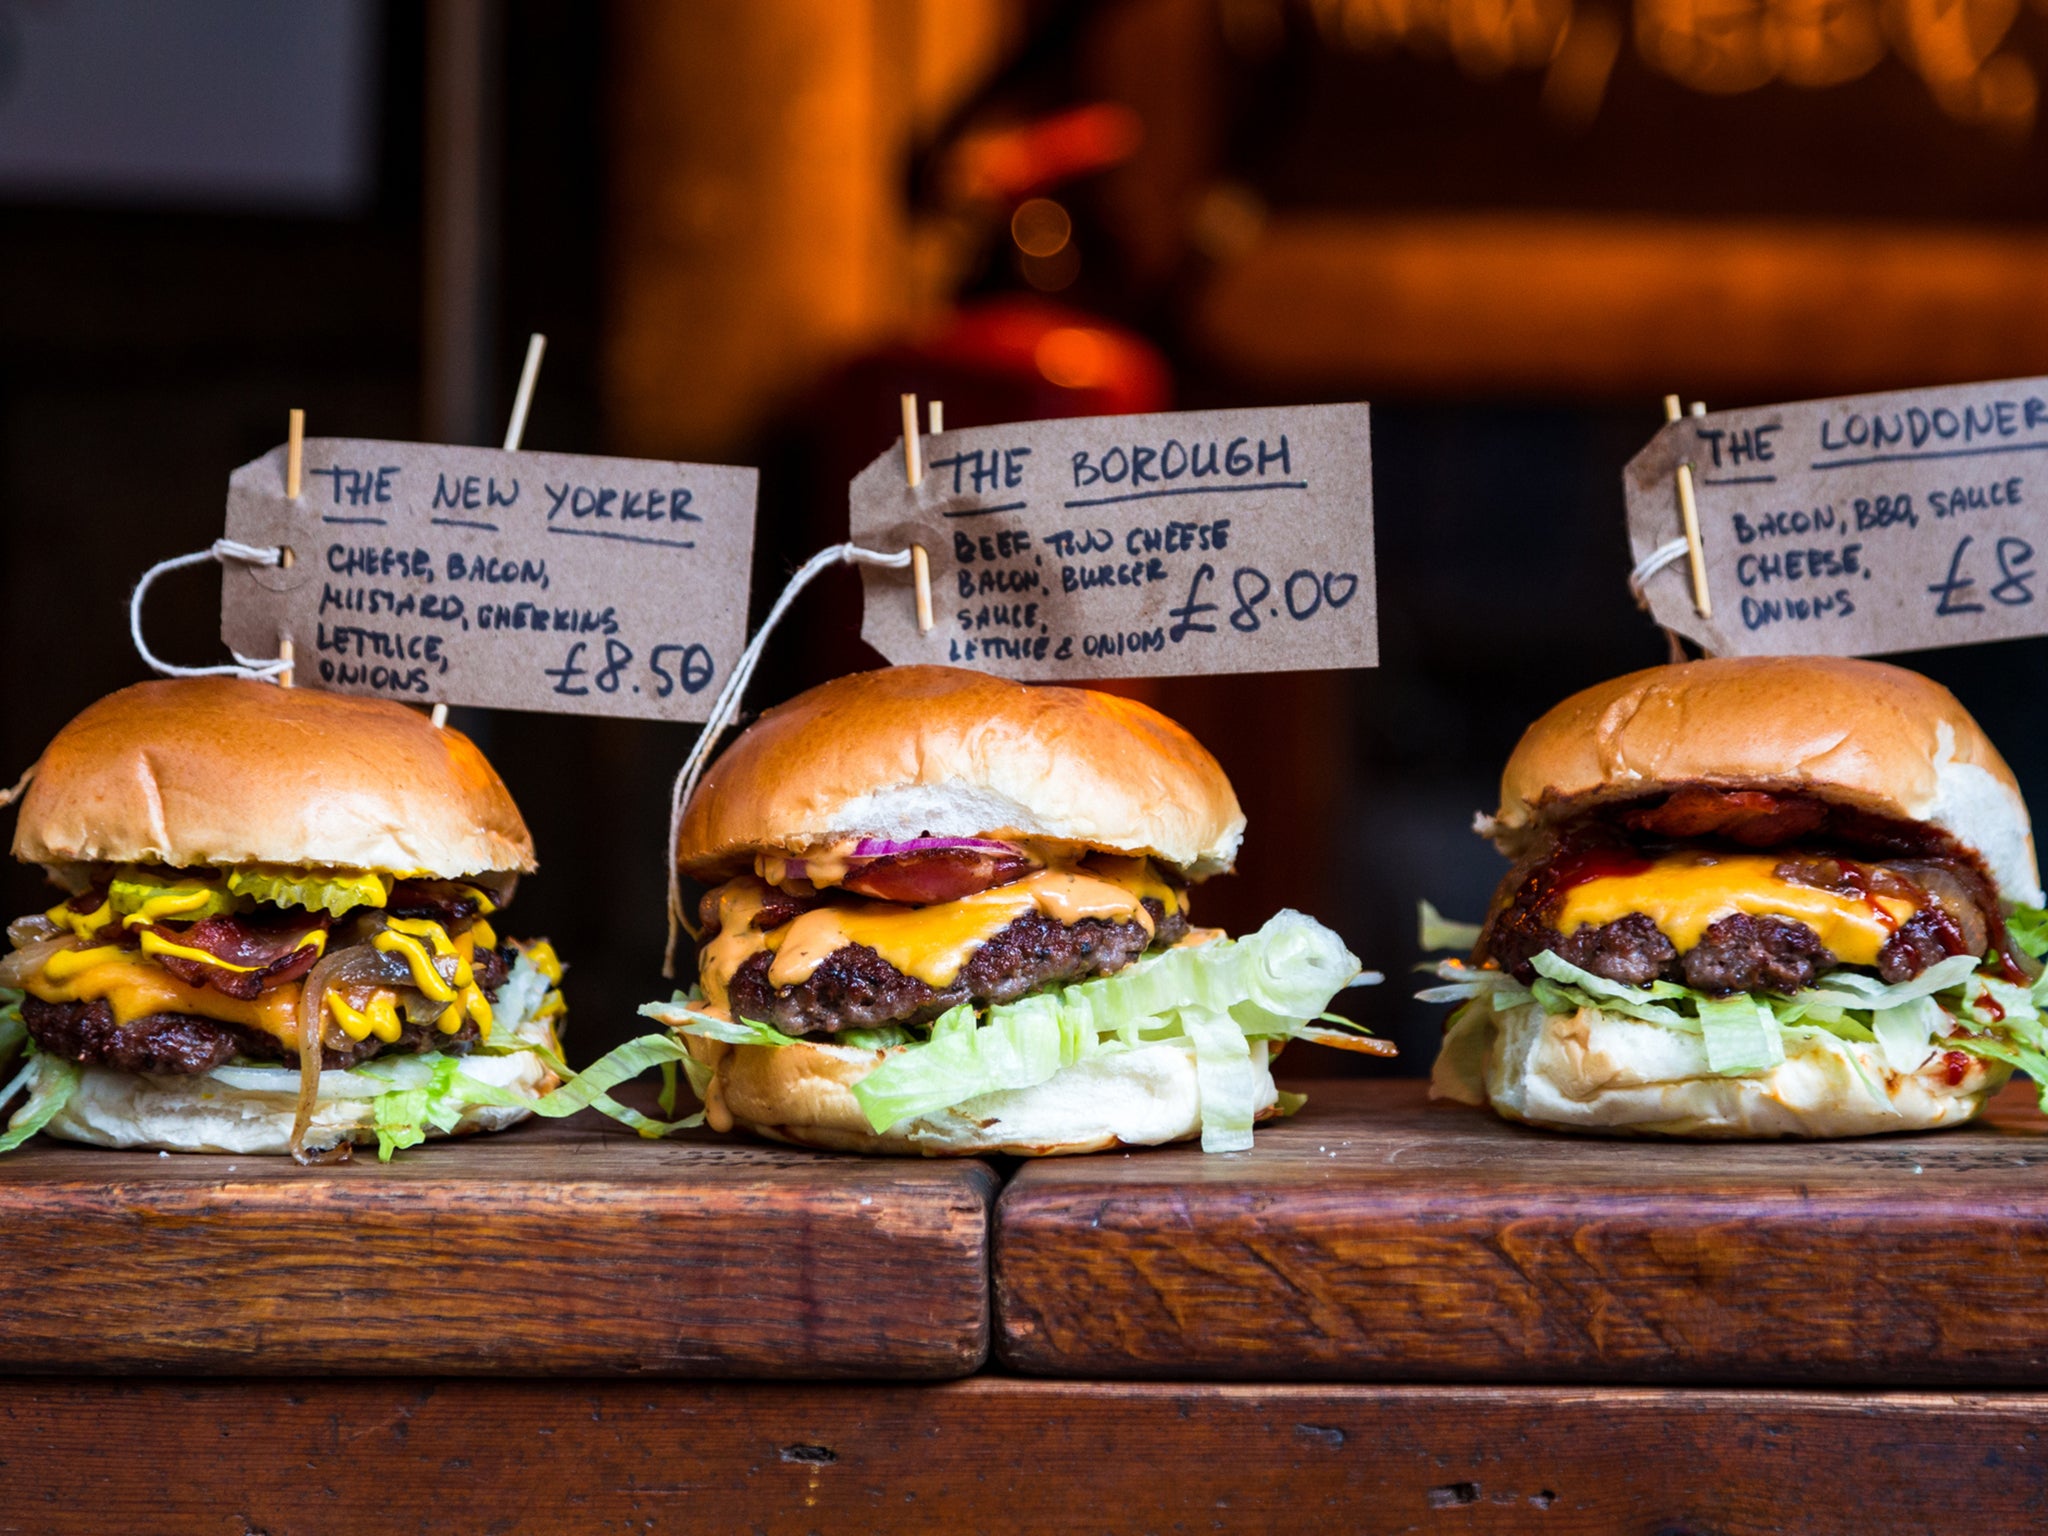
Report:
459,1033,705,1139
640,1005,800,1049
0,991,24,1074
639,909,1370,1150
2009,902,2048,961
1181,1008,1260,1152
369,1055,466,1158
846,995,1103,1135
1418,900,1483,954
1695,993,1784,1075
0,1053,81,1154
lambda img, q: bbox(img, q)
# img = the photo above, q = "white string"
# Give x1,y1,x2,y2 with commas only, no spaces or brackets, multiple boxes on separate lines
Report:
1627,536,1690,606
663,541,914,974
130,539,294,681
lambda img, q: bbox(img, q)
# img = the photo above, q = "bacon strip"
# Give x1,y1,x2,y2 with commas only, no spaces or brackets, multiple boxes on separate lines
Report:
840,848,1038,905
1622,788,1830,846
144,913,332,1000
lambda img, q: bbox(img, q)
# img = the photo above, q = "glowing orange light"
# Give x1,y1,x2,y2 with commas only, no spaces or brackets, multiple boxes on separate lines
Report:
1034,327,1115,388
1011,198,1073,258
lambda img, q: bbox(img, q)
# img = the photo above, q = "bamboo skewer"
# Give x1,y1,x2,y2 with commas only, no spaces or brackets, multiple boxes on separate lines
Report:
503,333,547,451
1663,393,1713,620
286,407,304,500
900,392,923,486
278,406,306,686
902,392,933,633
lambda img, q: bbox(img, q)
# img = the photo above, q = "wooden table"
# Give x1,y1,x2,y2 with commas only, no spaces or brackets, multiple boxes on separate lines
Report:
6,1079,2048,1533
0,1115,994,1378
5,1378,2045,1533
997,1077,2048,1384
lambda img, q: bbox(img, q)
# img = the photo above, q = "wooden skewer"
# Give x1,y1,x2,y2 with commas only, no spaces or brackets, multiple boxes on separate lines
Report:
911,544,934,634
1663,394,1712,620
928,399,944,436
286,408,305,500
901,393,933,632
276,406,307,686
430,703,449,728
503,333,547,451
900,393,923,487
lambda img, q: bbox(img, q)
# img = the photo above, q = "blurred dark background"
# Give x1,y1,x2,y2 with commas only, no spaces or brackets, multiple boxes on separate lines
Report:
6,0,2048,1077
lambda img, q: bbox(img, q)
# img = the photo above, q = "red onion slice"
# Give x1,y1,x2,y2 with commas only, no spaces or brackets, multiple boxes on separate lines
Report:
849,836,1021,859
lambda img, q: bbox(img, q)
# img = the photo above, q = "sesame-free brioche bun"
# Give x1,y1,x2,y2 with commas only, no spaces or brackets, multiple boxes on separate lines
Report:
680,1032,1280,1156
1491,657,2039,904
675,666,1244,881
1432,997,2006,1138
13,677,534,881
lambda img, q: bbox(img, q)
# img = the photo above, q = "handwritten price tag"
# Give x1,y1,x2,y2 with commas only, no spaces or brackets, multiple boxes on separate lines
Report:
849,403,1377,679
220,438,755,720
1625,379,2048,658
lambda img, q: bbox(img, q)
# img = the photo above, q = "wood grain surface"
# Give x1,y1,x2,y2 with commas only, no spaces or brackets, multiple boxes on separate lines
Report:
0,1376,2041,1534
0,1112,994,1378
996,1078,2048,1383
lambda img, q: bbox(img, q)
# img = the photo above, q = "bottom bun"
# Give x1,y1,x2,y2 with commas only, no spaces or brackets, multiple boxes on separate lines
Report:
683,1034,1279,1156
1432,998,2007,1138
42,1050,553,1155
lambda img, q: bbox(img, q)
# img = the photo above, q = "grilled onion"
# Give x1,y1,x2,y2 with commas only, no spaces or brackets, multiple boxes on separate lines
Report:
6,914,60,949
289,943,415,1162
0,933,80,990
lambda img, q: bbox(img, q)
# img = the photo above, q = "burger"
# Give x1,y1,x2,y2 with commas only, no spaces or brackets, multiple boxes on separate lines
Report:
0,677,567,1161
1428,656,2048,1137
638,664,1384,1156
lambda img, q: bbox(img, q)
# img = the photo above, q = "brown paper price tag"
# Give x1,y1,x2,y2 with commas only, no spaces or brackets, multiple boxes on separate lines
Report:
1625,380,2048,658
220,438,756,720
850,403,1378,679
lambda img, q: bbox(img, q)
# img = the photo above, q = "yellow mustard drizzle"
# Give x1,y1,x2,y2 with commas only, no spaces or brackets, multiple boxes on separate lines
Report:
41,944,149,983
522,938,562,983
328,987,405,1043
45,899,111,939
121,886,231,927
373,917,490,1034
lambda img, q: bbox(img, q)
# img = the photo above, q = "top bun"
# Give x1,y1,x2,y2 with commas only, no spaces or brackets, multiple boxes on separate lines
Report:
14,678,534,880
1492,656,2040,904
676,666,1244,880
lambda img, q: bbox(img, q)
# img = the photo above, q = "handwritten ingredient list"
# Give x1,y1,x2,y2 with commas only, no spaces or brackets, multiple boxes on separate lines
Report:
221,439,755,721
1626,379,2048,658
850,403,1377,680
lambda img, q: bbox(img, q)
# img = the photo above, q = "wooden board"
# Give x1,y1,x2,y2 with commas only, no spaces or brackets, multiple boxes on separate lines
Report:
0,1112,994,1379
1,1377,2043,1533
996,1078,2048,1384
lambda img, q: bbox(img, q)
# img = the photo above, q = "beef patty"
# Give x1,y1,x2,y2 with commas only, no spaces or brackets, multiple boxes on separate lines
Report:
724,900,1189,1036
21,942,511,1074
1479,847,2005,995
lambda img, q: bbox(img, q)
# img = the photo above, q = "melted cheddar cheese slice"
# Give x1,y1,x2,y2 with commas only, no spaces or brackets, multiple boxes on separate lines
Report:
28,948,305,1044
1555,853,1917,967
698,867,1161,1009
